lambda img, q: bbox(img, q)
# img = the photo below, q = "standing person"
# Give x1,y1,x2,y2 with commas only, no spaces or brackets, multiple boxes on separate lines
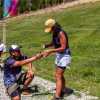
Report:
3,45,43,100
43,19,73,100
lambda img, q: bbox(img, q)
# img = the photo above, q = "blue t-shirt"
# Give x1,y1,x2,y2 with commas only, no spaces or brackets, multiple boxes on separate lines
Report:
3,55,27,87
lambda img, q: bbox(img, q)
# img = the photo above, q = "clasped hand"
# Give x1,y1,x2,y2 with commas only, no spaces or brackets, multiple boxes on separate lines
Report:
36,50,51,58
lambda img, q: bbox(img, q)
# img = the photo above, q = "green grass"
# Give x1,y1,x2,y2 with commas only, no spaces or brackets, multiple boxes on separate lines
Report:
0,23,3,42
0,2,100,97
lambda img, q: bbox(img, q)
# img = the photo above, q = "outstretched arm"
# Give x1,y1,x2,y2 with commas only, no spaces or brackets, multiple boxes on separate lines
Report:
26,62,34,78
43,32,67,57
12,53,43,67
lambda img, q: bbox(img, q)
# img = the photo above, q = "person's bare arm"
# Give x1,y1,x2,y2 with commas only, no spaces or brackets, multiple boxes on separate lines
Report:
26,62,34,77
27,63,32,72
51,32,66,52
12,53,43,67
44,32,67,53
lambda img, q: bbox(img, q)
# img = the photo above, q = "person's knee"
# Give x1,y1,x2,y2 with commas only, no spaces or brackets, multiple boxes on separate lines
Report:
10,90,20,100
55,73,62,80
24,73,34,85
29,74,34,80
32,74,34,78
11,95,20,100
26,72,34,79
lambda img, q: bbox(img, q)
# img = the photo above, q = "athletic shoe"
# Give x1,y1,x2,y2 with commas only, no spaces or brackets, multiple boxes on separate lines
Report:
51,96,63,100
60,87,74,97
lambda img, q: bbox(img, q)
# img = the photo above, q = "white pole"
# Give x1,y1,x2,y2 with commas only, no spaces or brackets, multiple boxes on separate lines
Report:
2,19,6,52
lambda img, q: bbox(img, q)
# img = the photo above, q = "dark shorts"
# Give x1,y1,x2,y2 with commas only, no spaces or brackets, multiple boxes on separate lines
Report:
17,72,27,85
10,89,19,97
57,66,66,70
6,72,27,97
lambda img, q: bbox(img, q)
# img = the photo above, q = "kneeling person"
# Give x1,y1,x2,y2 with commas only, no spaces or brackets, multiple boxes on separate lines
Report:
3,45,43,100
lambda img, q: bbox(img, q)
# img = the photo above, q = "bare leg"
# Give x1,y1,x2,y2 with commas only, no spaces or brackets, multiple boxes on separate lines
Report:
62,75,66,90
55,67,65,97
23,73,34,89
11,95,20,100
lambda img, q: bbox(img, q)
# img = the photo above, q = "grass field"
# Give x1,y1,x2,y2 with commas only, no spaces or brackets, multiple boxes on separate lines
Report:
0,1,100,97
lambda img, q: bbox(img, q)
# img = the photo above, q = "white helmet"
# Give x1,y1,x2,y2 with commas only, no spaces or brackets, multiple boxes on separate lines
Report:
9,45,20,53
0,43,5,52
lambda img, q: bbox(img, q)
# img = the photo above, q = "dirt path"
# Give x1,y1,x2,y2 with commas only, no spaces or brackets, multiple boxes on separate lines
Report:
0,71,99,100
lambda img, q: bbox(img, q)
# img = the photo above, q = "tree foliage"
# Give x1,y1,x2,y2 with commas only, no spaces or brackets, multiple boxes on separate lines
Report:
19,0,74,12
0,0,76,17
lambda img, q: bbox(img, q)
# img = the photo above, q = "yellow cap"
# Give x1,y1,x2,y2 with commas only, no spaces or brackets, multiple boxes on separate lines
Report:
44,19,56,33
